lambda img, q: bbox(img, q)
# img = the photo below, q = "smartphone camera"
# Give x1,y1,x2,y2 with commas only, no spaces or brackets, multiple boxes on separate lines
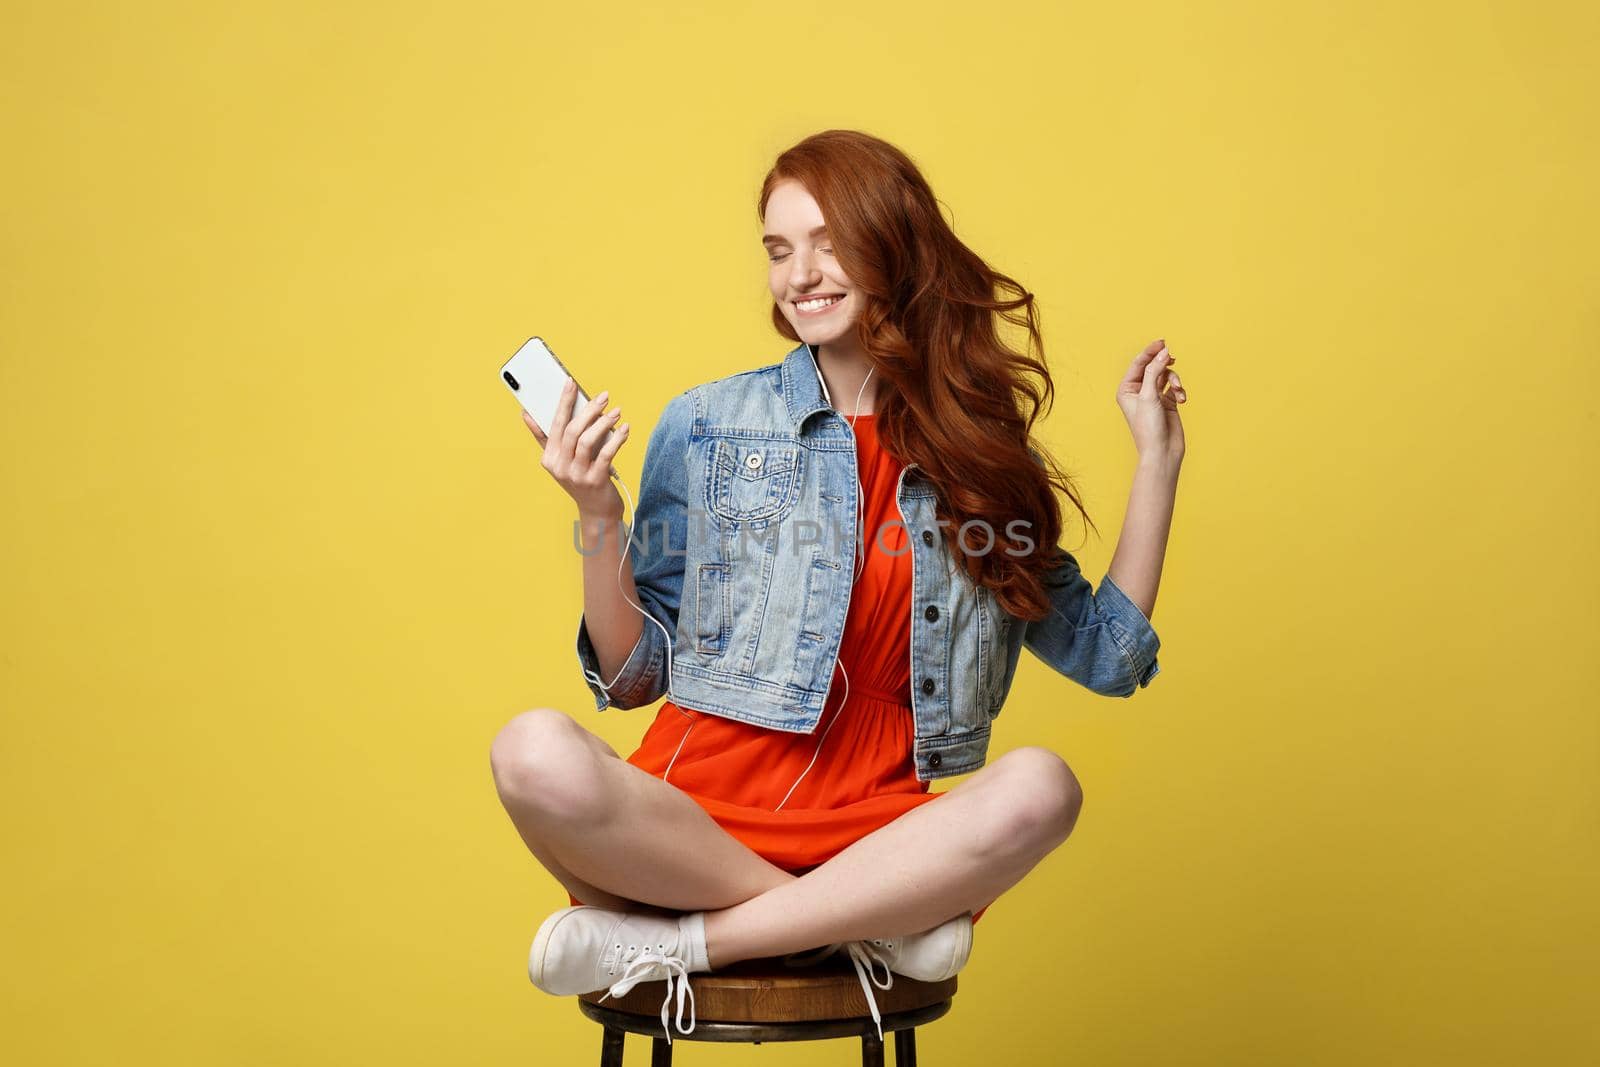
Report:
503,370,521,391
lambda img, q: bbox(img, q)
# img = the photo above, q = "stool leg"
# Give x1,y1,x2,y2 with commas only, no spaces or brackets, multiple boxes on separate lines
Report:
650,1036,672,1066
861,1027,885,1067
599,1024,625,1067
895,1027,918,1067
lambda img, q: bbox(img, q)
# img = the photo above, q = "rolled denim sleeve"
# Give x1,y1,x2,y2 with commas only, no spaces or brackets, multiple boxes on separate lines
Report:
574,390,693,711
1022,548,1162,697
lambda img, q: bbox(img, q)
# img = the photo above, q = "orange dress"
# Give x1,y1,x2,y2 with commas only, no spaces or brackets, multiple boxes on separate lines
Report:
569,413,990,925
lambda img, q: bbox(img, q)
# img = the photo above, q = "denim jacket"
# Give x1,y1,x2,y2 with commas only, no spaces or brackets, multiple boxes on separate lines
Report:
575,341,1162,782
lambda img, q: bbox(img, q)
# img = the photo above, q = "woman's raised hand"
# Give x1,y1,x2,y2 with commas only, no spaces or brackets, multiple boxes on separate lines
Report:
522,377,630,519
1115,337,1187,465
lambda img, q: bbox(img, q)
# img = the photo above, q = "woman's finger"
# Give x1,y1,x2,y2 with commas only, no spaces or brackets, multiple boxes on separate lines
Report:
576,403,622,466
547,378,580,457
1155,344,1178,383
595,420,631,465
563,387,610,453
522,410,549,446
1120,338,1168,391
1139,345,1170,397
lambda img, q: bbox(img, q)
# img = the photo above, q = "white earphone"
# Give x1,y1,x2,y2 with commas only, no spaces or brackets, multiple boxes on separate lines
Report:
579,474,701,779
584,342,873,809
773,342,873,811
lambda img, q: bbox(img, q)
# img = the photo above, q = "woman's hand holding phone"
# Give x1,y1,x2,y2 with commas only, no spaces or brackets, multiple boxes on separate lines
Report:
524,377,631,520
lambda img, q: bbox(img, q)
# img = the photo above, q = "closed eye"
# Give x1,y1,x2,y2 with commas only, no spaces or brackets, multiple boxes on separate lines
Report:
767,247,834,263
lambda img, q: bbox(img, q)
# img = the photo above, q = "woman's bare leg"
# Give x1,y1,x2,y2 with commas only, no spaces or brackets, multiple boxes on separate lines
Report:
490,709,644,911
492,708,1072,966
700,746,1082,967
490,707,799,912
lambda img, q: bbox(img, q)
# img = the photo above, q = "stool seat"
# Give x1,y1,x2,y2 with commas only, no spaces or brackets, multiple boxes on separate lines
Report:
574,952,958,1064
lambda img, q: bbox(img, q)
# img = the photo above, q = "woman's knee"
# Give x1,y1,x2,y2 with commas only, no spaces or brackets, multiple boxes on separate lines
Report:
990,746,1084,848
489,707,613,822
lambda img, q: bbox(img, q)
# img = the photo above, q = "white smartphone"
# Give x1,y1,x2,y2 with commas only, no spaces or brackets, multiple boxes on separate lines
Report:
500,336,621,479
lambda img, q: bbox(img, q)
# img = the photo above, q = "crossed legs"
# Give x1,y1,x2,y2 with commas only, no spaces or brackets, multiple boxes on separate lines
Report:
490,707,1083,969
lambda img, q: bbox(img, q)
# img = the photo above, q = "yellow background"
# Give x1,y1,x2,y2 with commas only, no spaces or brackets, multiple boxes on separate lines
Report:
3,1,1596,1063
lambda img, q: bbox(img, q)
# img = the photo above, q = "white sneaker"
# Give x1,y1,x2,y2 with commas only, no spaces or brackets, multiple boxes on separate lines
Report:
861,911,975,982
780,912,974,1042
529,905,710,1044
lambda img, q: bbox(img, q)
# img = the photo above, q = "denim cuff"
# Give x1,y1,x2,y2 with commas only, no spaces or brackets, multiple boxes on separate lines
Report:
1097,573,1163,688
575,612,656,711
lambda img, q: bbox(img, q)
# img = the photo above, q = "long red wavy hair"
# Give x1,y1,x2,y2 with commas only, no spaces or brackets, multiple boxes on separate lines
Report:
758,129,1098,622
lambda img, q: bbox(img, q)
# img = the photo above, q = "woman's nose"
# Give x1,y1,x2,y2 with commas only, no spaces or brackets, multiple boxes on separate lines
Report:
788,251,820,287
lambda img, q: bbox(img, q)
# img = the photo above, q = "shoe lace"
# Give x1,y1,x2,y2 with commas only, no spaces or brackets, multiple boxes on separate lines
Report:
845,939,896,1042
597,939,696,1044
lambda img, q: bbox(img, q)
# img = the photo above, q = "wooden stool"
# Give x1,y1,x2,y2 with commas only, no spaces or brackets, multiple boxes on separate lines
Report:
575,951,958,1065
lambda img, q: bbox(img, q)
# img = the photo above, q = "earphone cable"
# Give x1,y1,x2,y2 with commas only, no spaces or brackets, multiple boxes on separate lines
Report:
585,345,876,803
580,475,697,784
774,348,873,812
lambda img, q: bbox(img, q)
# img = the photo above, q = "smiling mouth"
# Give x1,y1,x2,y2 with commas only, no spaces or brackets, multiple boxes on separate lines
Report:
794,294,845,313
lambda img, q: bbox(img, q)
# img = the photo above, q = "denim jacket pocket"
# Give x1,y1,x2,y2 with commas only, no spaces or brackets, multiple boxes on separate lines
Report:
984,596,1013,720
694,561,730,654
704,438,803,523
975,584,1010,719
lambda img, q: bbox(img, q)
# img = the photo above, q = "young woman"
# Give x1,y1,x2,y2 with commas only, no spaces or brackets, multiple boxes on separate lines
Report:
492,129,1186,1043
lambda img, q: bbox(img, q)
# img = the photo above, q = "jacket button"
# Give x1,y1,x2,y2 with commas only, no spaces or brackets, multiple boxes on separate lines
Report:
921,529,934,546
924,604,939,622
921,677,935,695
746,452,763,470
929,751,944,769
